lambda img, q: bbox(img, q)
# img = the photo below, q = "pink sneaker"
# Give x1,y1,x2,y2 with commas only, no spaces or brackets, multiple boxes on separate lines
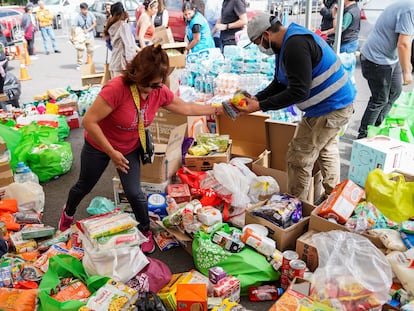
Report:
141,230,155,254
58,206,75,232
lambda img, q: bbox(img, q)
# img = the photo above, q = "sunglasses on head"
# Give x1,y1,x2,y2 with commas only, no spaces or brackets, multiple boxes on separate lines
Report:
141,83,163,89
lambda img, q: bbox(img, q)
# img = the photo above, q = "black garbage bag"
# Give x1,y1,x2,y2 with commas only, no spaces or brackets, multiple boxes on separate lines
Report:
2,71,21,108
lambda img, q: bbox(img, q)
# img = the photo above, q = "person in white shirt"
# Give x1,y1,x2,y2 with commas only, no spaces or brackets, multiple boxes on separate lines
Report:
104,2,140,78
204,0,222,48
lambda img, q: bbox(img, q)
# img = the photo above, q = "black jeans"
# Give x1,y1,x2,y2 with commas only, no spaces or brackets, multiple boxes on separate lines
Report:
65,140,150,232
358,54,402,138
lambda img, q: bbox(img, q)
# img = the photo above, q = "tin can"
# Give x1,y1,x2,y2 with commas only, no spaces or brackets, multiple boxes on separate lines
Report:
71,231,82,248
281,250,299,289
0,222,7,237
289,259,306,281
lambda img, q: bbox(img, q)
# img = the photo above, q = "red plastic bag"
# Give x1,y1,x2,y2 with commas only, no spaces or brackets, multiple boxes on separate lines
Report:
177,167,207,190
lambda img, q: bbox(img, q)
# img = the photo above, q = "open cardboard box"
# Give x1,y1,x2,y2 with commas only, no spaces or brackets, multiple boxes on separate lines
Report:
153,26,175,45
245,199,316,252
162,42,187,68
141,123,187,183
80,64,104,86
184,143,232,171
252,150,323,205
309,203,384,249
216,112,270,160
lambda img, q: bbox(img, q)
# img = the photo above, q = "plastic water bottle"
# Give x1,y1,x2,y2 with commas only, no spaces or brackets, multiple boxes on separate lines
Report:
14,162,39,184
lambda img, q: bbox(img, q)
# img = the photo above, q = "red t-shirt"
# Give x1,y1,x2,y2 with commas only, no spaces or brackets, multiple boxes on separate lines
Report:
85,76,174,155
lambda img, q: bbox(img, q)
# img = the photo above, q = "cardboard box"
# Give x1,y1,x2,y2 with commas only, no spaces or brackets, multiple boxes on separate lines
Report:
296,230,319,272
141,123,187,183
159,273,193,311
348,135,414,187
245,200,316,251
176,283,207,311
167,183,191,203
0,161,14,188
153,26,175,44
216,112,270,159
0,137,7,154
252,151,324,205
80,64,104,86
318,179,364,224
309,204,384,249
157,220,193,256
184,144,231,171
112,177,169,208
57,100,79,113
162,42,187,68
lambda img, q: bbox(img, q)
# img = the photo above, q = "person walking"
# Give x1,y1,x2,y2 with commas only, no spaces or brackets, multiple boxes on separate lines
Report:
357,0,414,139
204,0,222,49
136,0,158,47
35,0,61,55
72,2,96,69
21,3,37,56
182,1,215,53
213,0,247,50
58,45,224,254
104,2,139,78
238,13,356,201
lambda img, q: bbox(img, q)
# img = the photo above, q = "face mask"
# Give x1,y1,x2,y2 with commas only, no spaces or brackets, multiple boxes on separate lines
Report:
259,35,275,56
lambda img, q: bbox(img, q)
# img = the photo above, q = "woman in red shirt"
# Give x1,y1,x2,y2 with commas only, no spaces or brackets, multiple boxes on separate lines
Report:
58,45,223,254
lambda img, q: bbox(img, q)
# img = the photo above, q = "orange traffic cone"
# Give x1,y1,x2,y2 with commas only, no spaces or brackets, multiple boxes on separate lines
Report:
86,54,93,65
14,45,23,60
23,42,32,66
19,60,31,81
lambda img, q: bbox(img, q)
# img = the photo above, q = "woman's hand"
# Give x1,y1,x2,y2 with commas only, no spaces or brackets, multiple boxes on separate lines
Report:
110,150,130,174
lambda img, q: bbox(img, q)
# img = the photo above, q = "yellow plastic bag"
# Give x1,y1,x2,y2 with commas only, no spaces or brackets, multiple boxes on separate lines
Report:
365,169,414,223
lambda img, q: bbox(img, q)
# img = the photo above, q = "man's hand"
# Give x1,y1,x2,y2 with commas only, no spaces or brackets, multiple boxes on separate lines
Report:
215,23,227,31
403,71,413,85
236,97,261,114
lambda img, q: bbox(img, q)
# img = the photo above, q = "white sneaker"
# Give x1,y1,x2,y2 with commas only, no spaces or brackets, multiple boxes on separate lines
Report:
75,65,80,70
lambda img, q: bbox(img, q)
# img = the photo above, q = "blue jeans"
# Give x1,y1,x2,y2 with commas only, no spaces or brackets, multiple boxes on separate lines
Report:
358,54,402,138
65,140,150,232
340,40,358,54
39,26,57,53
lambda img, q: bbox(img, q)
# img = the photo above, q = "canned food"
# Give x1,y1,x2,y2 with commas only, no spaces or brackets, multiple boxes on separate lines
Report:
289,259,306,282
281,250,299,289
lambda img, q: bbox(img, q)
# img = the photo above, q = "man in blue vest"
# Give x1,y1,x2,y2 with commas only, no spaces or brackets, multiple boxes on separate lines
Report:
240,13,356,201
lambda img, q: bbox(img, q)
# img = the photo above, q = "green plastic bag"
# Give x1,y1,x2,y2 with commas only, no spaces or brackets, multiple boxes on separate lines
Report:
192,223,279,295
0,123,22,158
365,169,414,223
368,117,414,144
57,115,70,141
38,254,109,311
27,142,73,182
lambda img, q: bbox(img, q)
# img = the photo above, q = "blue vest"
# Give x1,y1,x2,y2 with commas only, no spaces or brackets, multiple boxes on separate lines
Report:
276,23,356,117
186,12,215,53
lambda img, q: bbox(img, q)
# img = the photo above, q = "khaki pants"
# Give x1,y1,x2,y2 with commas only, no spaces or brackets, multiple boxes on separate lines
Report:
287,104,354,200
76,36,95,66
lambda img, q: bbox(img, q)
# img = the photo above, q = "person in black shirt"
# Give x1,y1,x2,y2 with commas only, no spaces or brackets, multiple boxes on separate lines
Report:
213,0,247,50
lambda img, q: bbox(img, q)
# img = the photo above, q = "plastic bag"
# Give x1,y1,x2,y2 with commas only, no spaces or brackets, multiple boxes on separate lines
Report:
177,166,207,189
4,182,45,213
86,196,116,215
27,142,73,182
387,248,414,296
192,223,279,295
310,231,392,310
0,288,38,311
365,169,414,223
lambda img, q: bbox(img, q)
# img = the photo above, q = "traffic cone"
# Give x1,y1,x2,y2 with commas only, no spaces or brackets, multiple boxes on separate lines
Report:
19,60,31,81
87,54,93,65
14,45,23,60
23,41,32,66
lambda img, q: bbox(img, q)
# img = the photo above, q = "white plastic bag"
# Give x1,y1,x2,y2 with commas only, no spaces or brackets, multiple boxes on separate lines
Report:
310,230,392,311
81,233,149,283
387,248,414,296
4,182,44,213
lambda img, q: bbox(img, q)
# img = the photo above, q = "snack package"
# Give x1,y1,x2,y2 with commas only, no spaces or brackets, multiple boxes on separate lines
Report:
20,224,55,239
93,227,145,250
0,288,38,311
52,280,91,302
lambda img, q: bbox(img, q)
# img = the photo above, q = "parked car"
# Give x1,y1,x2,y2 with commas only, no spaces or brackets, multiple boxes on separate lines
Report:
90,0,142,37
0,6,24,43
359,0,414,68
137,0,263,42
268,0,321,15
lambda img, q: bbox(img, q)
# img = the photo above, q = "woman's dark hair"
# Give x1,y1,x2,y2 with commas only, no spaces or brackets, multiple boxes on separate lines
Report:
123,45,169,86
143,0,158,10
182,0,196,12
158,0,166,13
103,2,129,37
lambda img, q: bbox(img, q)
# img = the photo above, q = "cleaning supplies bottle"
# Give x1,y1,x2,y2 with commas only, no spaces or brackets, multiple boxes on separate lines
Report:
14,162,39,184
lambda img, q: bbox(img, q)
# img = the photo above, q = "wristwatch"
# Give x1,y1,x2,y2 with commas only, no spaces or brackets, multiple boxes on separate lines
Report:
226,24,230,30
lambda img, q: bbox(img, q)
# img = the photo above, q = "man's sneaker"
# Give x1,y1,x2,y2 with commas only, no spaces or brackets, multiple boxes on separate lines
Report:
54,50,61,53
58,206,74,232
141,230,155,254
